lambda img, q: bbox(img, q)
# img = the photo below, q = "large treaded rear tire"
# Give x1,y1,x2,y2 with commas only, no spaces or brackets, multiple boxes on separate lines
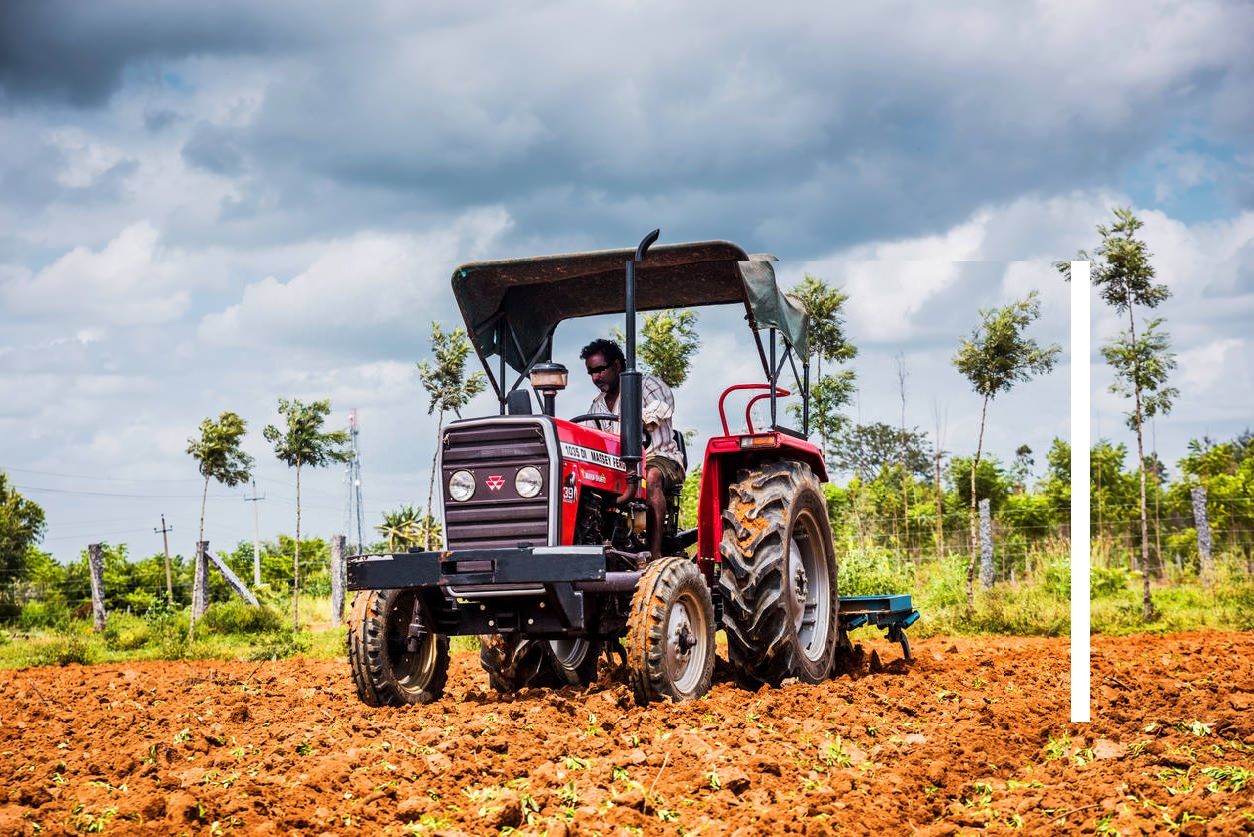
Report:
348,589,449,707
626,556,716,704
717,460,840,689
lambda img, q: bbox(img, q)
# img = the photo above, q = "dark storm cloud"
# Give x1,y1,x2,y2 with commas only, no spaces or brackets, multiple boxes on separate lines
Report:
140,1,1250,259
0,0,313,108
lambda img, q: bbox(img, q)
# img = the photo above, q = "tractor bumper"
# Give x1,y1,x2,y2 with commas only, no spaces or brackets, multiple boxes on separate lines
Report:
346,545,608,591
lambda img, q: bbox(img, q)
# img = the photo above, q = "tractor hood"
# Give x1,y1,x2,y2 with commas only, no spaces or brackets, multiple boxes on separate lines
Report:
451,240,809,381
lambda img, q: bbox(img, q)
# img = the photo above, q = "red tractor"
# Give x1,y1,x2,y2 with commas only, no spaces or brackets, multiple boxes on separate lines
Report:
347,231,916,705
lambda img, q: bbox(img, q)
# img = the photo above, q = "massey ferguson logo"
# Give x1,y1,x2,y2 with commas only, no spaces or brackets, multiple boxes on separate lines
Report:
485,475,505,491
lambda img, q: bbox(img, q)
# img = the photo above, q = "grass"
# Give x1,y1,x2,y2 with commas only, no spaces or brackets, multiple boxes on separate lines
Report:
3,552,1251,668
848,547,1254,639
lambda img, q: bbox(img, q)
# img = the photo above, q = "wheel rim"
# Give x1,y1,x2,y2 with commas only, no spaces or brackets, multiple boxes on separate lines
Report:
549,638,590,672
787,509,832,664
665,590,709,694
389,593,437,697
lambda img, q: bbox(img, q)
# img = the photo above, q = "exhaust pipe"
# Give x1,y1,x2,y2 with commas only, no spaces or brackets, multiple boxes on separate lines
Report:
620,228,659,471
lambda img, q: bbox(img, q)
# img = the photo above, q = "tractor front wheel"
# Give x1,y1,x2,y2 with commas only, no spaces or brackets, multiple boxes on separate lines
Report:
626,556,716,704
348,588,450,707
718,460,841,689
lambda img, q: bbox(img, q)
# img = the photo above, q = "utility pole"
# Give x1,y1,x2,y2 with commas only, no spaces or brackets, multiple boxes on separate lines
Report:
244,480,264,587
345,409,365,553
155,515,174,600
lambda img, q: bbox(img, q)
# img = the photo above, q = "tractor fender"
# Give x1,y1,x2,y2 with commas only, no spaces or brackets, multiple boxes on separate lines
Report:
695,432,828,561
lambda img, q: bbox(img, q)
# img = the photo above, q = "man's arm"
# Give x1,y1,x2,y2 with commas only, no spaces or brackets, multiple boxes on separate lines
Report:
641,376,675,430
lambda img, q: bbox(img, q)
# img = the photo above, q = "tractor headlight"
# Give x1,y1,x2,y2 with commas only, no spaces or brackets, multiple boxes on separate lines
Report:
515,465,543,498
448,470,476,502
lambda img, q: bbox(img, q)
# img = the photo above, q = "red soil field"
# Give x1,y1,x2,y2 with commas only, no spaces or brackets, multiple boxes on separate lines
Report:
3,631,1252,835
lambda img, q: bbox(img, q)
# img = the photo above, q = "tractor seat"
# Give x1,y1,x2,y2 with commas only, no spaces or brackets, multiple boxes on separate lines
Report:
667,431,689,498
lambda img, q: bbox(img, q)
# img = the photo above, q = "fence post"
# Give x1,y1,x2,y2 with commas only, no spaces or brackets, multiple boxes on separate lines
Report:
207,552,259,606
1190,486,1214,588
331,534,346,626
192,541,210,620
87,542,107,631
979,498,994,587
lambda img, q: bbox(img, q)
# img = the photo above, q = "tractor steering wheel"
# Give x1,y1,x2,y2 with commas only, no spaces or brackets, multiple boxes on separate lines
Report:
570,413,651,449
570,413,620,425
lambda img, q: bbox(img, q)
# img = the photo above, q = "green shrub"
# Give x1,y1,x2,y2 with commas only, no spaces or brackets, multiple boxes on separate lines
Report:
838,547,915,597
200,600,284,635
19,600,70,631
919,554,969,610
102,614,151,651
0,601,22,624
25,632,97,667
1217,584,1254,630
247,629,312,661
1090,565,1130,599
141,599,189,659
1041,556,1070,600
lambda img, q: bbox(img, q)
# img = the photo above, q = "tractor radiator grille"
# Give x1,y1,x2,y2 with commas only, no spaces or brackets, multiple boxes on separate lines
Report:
441,420,552,550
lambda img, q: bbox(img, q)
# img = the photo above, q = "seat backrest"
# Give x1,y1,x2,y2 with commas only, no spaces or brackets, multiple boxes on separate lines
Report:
673,430,688,472
506,389,533,415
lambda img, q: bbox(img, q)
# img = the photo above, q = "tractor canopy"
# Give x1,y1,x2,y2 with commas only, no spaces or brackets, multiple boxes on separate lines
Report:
451,240,810,393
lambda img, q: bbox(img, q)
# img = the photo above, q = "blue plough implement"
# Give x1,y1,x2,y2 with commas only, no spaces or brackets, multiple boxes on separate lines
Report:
838,594,920,661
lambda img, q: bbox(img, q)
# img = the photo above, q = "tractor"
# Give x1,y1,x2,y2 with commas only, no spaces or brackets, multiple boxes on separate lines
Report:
346,230,917,705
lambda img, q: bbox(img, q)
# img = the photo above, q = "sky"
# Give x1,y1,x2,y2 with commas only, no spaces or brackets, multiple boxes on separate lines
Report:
2,0,1252,565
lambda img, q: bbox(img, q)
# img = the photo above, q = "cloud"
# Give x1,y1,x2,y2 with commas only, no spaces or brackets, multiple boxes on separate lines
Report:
0,0,321,107
6,2,1245,256
1176,337,1246,395
198,206,513,353
1,222,190,326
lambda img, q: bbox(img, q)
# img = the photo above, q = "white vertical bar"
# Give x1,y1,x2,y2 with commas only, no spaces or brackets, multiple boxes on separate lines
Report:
1071,261,1091,723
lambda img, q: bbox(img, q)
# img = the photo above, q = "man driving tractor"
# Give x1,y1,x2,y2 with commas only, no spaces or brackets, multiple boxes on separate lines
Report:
579,337,685,561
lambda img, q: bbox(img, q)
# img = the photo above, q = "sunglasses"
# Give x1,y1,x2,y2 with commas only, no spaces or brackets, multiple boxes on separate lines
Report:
586,363,613,375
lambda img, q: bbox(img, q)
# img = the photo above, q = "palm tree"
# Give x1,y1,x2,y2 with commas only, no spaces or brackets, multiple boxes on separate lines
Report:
263,399,352,631
376,505,421,551
186,411,253,632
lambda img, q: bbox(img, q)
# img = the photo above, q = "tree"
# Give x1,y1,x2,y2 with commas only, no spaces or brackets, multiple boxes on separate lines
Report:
376,505,422,551
1041,438,1071,530
830,422,933,480
1089,441,1140,555
263,399,352,631
0,471,46,590
417,323,487,549
1061,207,1176,619
953,290,1060,605
186,411,254,627
1174,434,1254,572
626,309,701,388
790,274,858,452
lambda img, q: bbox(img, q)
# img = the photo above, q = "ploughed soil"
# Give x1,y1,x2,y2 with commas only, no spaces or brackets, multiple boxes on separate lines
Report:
3,632,1253,836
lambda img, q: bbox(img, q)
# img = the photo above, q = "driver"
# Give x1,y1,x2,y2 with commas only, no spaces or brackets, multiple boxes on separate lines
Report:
579,338,685,561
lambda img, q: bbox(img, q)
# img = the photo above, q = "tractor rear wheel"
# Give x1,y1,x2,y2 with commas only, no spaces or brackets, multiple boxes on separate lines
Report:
348,588,449,707
718,460,841,689
626,556,716,704
479,636,600,692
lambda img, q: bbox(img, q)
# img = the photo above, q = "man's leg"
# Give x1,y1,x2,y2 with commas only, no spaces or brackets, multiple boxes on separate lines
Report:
644,463,666,559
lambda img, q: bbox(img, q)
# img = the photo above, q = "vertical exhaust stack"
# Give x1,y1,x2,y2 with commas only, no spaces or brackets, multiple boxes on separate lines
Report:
619,228,659,471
